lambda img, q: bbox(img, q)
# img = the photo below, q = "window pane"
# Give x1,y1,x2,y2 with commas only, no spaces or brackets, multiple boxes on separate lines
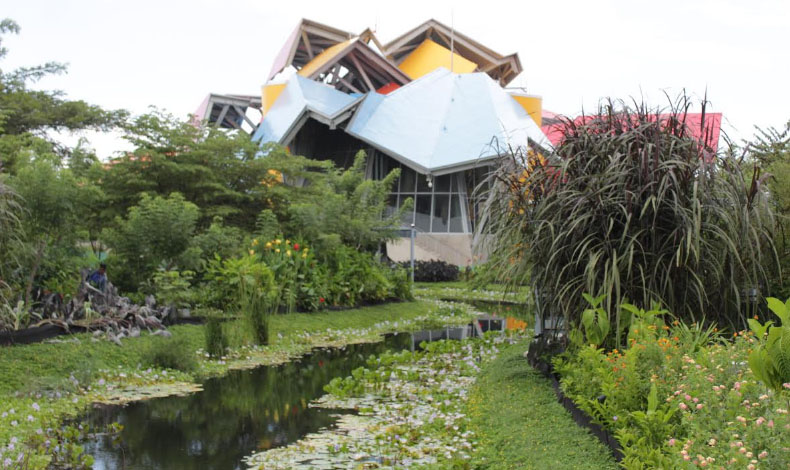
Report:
450,194,465,232
432,194,449,232
399,195,414,225
435,174,451,192
386,193,398,217
417,172,431,192
400,166,416,193
415,195,432,231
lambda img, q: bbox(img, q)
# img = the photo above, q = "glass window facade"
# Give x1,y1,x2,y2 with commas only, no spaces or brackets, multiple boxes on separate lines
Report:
369,154,472,233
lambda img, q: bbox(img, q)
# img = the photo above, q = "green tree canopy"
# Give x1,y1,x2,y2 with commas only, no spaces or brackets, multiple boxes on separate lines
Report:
0,19,126,173
100,110,268,228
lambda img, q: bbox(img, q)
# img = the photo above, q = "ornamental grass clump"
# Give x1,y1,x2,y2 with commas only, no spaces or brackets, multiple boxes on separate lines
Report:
480,95,778,340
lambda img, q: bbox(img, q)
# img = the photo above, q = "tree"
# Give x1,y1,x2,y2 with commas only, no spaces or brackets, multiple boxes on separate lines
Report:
266,149,408,253
103,193,199,291
100,110,268,228
8,161,98,304
0,19,127,173
480,97,778,339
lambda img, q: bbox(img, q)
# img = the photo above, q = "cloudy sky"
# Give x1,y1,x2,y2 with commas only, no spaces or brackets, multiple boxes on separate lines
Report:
4,0,789,158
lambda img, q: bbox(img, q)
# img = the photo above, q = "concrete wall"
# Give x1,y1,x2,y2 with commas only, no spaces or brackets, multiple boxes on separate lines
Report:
387,233,477,266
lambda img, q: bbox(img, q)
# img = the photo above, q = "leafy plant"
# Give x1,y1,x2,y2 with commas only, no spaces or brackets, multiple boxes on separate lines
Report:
480,95,778,339
580,293,610,347
621,302,667,344
670,315,720,353
150,268,195,309
203,253,274,311
102,192,199,292
748,296,790,391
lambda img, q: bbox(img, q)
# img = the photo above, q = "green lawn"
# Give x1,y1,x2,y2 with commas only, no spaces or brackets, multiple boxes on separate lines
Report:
0,300,435,397
467,340,618,470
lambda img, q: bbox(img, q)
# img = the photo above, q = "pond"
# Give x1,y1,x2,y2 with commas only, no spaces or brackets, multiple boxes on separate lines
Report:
84,334,413,470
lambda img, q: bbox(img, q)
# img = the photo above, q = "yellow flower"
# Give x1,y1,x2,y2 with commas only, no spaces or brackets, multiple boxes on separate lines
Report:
265,242,272,248
275,248,280,253
286,250,291,257
285,239,290,245
301,253,307,259
249,249,255,255
252,239,258,246
275,239,281,245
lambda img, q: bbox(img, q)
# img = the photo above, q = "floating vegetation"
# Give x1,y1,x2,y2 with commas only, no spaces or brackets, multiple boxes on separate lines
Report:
245,332,528,469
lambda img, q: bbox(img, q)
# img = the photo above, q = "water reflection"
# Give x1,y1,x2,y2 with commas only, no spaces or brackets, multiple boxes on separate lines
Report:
85,335,412,470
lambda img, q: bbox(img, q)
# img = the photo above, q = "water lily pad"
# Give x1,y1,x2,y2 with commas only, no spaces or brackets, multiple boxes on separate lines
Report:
93,382,203,405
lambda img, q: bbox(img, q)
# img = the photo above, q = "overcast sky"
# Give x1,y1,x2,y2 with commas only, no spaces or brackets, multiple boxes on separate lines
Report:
4,0,789,158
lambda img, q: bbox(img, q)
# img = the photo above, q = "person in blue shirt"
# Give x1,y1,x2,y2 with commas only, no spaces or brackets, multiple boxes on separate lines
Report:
86,263,108,291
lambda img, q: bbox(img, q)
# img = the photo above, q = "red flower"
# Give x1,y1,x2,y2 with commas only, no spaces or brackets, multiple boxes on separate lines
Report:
293,243,300,251
319,297,325,303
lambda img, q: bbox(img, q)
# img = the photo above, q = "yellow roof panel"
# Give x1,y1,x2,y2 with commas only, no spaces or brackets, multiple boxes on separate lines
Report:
261,83,287,117
297,39,353,78
511,94,543,127
398,39,477,80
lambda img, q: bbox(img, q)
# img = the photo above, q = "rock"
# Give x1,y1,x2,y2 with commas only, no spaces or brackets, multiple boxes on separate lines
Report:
177,308,191,319
151,329,172,338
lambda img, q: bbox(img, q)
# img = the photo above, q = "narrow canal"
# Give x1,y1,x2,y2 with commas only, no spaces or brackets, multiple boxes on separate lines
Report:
84,334,412,470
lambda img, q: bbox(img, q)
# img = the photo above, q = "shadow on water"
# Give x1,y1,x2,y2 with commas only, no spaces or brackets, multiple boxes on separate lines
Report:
84,334,414,470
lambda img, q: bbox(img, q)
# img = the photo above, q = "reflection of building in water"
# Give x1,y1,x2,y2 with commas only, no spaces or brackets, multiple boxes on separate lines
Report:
195,19,550,265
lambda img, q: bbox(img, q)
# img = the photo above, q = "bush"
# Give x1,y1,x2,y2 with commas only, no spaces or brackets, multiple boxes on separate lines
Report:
387,266,414,301
553,300,790,469
102,193,199,292
143,336,197,372
400,259,459,282
481,96,778,337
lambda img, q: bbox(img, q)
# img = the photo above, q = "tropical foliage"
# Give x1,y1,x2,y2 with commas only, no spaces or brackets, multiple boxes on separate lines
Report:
480,97,778,336
555,299,790,470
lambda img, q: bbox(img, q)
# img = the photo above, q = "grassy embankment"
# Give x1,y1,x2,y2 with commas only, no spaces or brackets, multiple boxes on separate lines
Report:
0,300,441,396
0,299,475,458
467,340,618,470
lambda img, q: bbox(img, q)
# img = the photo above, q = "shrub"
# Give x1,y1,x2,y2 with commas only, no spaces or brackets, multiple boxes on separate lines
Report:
143,336,197,372
400,259,459,282
102,193,199,292
387,266,414,301
481,96,778,338
747,296,790,392
149,268,196,308
554,300,790,469
203,253,274,311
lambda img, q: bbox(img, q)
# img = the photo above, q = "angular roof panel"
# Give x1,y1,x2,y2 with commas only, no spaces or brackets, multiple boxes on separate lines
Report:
382,19,522,86
252,75,360,145
346,68,550,175
267,19,355,82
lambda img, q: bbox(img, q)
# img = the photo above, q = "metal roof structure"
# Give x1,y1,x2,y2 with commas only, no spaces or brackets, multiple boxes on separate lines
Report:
251,75,361,145
267,19,355,82
381,19,522,86
191,93,261,132
197,18,547,177
346,68,550,175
